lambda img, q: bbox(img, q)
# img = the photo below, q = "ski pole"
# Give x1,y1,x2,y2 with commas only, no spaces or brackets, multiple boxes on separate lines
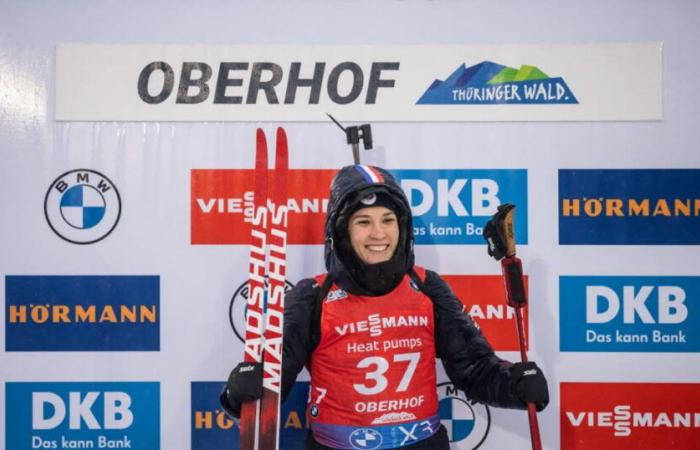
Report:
484,204,542,450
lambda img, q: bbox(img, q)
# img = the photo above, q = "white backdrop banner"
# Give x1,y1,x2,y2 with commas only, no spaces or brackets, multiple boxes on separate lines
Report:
55,43,663,122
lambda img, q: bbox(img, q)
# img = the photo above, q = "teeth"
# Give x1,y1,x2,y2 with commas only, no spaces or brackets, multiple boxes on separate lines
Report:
367,245,388,252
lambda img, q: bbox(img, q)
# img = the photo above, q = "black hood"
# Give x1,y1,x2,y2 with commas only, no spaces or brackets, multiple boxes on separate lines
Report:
324,165,415,295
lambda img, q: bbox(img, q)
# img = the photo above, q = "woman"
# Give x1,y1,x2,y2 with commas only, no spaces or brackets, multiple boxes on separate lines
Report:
223,165,548,449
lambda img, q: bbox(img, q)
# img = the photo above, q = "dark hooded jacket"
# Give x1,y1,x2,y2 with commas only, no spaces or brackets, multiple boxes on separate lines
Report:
281,165,526,416
239,165,534,450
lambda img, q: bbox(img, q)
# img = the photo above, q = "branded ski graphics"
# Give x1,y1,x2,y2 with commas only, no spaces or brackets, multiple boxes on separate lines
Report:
44,169,121,244
443,275,529,352
437,383,490,449
5,275,159,351
229,279,295,343
239,128,289,450
560,276,698,352
417,61,577,105
559,169,700,245
192,169,527,246
192,381,310,450
5,382,160,450
561,383,700,450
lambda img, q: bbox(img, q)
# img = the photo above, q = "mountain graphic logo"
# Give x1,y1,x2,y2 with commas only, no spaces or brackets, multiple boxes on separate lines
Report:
417,61,578,105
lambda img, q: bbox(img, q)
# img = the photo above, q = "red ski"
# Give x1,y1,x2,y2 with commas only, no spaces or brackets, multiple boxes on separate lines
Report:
240,129,269,450
258,127,288,450
240,128,289,450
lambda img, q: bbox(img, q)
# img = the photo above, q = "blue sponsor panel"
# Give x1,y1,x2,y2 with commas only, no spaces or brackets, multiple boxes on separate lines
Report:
5,382,160,450
391,169,527,245
559,169,700,245
192,381,309,450
5,275,159,351
560,276,699,352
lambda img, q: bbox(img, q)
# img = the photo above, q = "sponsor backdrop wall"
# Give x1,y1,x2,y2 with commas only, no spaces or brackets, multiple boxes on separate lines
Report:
1,2,698,450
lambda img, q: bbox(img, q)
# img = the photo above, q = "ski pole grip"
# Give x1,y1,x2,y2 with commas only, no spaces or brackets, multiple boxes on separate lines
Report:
501,256,527,308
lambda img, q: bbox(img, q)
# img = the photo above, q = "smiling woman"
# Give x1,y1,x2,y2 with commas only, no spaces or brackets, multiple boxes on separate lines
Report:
221,164,549,450
348,205,399,265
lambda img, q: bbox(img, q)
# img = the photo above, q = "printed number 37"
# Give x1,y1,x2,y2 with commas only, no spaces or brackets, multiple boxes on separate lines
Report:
353,353,420,395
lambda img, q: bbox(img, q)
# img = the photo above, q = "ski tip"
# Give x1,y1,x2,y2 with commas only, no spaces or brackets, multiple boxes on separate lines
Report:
276,127,287,141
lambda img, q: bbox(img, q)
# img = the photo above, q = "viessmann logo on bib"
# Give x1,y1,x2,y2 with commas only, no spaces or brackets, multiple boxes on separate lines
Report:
191,169,527,246
561,383,700,450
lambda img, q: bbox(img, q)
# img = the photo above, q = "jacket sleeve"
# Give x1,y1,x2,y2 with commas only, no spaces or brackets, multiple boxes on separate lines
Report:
281,277,321,402
423,270,526,410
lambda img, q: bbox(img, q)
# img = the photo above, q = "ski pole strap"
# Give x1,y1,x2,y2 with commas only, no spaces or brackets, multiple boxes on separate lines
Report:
501,256,527,308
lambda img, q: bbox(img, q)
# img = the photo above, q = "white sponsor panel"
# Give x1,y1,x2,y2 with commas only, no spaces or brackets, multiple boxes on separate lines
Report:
56,44,662,121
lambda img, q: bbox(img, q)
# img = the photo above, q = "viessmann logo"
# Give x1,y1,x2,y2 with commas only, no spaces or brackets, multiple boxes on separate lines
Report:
191,169,527,246
444,275,529,352
417,61,577,105
561,383,700,449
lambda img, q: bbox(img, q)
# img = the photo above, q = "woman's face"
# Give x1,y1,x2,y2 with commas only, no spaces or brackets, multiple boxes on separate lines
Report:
348,206,399,265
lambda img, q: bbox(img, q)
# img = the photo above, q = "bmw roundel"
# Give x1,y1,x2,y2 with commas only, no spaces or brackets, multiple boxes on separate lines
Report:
438,382,490,449
44,169,121,244
348,428,382,450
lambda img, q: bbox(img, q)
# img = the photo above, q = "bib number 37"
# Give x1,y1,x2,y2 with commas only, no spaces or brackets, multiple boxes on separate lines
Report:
353,352,420,395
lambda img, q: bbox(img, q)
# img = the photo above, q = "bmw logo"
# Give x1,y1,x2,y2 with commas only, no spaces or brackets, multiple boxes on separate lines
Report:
348,428,382,450
438,382,490,449
44,169,121,244
310,404,319,417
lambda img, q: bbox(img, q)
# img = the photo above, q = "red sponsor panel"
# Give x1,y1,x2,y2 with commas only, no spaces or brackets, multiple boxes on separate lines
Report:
191,169,334,244
442,275,528,352
561,383,700,450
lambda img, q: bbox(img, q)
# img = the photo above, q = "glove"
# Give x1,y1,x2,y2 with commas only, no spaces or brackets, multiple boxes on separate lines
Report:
510,361,549,412
220,362,263,418
483,203,516,261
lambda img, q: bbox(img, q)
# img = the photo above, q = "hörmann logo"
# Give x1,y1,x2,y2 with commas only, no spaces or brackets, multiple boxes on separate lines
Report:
417,61,577,105
561,383,700,449
192,381,310,450
6,382,160,450
192,169,527,246
559,169,700,244
138,61,399,106
44,169,121,244
5,275,160,351
560,276,698,352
